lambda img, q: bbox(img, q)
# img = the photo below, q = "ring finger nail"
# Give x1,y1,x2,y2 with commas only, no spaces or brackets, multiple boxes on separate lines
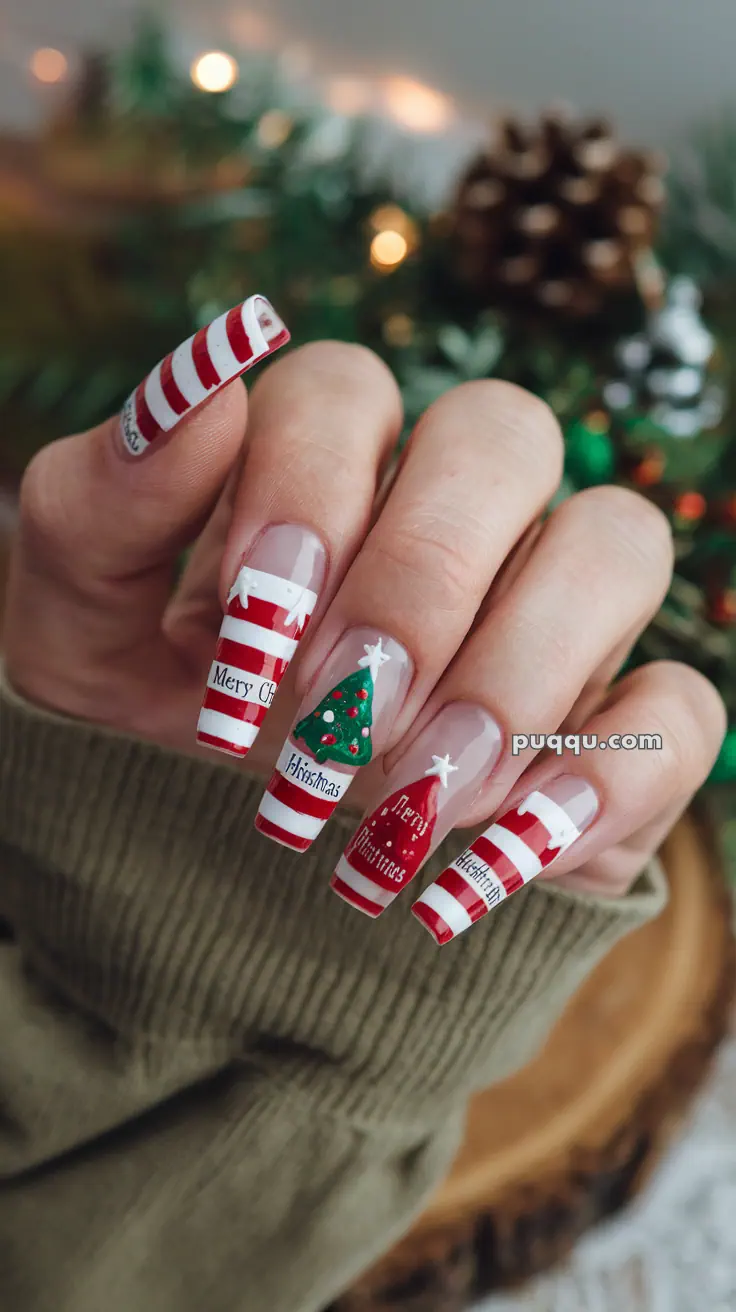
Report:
119,294,290,457
255,629,413,852
331,703,502,917
197,524,326,758
412,774,599,944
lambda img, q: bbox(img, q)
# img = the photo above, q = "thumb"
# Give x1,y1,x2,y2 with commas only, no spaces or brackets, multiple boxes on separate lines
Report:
4,295,289,715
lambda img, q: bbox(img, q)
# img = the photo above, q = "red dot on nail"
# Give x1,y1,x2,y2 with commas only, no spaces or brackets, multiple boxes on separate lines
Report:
332,690,343,699
321,733,337,745
356,689,368,700
347,707,359,718
348,743,359,755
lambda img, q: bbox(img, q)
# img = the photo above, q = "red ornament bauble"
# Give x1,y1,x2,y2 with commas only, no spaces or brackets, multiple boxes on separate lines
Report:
320,732,337,745
631,449,665,487
356,688,369,700
674,490,706,523
709,589,736,625
332,690,343,699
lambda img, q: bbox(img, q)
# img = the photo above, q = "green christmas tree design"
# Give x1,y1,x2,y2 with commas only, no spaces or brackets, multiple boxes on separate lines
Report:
294,639,391,767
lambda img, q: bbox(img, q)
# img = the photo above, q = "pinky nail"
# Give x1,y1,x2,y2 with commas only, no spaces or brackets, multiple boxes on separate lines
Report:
412,774,599,945
197,525,326,759
119,294,289,456
331,702,502,918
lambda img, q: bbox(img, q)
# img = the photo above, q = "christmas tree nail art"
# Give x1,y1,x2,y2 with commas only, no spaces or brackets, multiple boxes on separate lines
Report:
255,631,412,853
293,638,390,766
331,702,503,916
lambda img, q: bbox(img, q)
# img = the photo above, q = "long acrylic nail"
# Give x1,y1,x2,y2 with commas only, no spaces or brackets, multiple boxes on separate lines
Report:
412,774,600,944
331,702,502,918
197,525,326,758
119,294,289,456
255,628,413,852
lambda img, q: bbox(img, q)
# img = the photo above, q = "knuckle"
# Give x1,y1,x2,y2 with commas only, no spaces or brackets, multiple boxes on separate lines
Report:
19,443,74,561
653,661,727,770
572,485,674,577
629,661,727,783
423,379,564,481
284,340,401,409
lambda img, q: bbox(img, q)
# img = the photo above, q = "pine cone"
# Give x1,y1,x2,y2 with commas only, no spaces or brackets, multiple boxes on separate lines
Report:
451,110,666,319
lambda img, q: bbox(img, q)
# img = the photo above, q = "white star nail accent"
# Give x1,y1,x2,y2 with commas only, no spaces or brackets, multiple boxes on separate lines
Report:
357,637,391,683
285,587,311,631
228,567,258,609
425,754,459,789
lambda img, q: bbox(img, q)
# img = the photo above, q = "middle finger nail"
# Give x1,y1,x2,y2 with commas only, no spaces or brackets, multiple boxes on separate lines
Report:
255,628,413,852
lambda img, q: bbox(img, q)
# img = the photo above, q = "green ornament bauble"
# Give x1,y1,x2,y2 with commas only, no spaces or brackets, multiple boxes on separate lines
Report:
564,414,615,488
709,725,736,783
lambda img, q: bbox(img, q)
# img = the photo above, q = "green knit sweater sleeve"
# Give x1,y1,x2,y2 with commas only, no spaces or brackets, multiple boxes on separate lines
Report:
0,672,667,1312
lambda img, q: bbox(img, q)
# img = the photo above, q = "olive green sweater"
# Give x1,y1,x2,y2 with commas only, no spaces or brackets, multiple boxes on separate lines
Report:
0,673,667,1312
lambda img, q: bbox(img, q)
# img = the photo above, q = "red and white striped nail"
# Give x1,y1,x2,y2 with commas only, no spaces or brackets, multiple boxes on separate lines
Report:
255,628,413,852
119,294,289,456
197,525,326,758
412,775,599,944
331,702,502,917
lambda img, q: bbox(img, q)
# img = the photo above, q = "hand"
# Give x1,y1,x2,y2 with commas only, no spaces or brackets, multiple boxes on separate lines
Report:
4,305,725,938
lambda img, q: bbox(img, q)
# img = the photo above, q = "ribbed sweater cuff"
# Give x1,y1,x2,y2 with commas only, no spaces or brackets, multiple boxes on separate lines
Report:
0,673,667,1125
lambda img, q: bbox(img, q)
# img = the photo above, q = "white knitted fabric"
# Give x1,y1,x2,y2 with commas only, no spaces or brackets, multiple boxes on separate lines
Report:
476,1038,736,1312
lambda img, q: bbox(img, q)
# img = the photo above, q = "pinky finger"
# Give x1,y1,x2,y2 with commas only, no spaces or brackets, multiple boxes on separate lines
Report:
412,661,726,945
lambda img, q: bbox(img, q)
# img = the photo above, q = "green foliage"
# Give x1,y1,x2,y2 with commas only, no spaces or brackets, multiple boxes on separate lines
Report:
1,12,736,783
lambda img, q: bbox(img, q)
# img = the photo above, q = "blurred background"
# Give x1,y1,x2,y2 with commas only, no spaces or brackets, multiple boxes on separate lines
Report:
2,6,736,1310
4,0,736,138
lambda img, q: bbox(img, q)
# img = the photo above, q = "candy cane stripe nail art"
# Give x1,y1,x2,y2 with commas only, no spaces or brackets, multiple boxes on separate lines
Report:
412,775,599,944
197,526,325,760
120,294,290,456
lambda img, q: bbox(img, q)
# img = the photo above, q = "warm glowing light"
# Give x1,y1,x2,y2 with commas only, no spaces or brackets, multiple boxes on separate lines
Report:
382,76,454,133
369,205,411,236
370,230,409,271
383,312,415,347
30,47,68,84
257,110,294,150
191,51,239,93
325,76,372,117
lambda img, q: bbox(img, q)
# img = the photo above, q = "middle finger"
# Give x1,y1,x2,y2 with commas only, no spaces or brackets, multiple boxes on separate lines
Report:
255,381,563,852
